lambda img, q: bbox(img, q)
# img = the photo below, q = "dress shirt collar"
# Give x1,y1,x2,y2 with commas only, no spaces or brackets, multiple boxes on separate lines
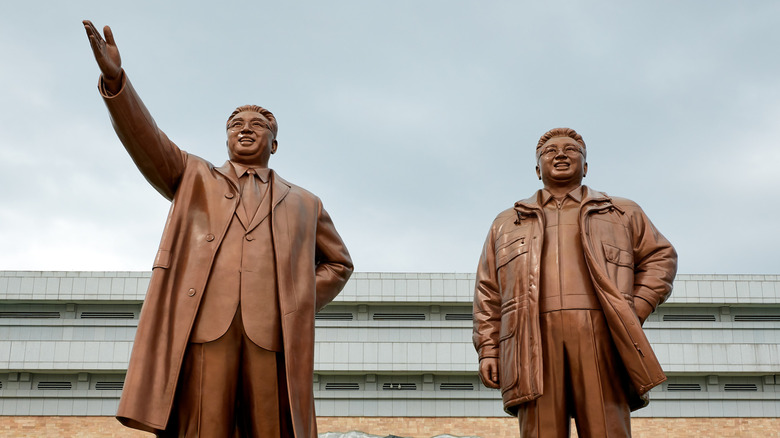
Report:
230,162,271,183
541,186,583,206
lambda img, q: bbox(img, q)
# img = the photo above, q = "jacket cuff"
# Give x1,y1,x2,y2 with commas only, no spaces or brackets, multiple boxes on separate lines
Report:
478,347,499,360
98,70,127,98
633,285,660,310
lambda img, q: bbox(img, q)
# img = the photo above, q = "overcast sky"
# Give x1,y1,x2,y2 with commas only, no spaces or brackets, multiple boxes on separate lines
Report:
1,1,778,275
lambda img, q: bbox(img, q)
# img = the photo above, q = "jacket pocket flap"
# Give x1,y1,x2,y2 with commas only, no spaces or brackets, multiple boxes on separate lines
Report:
495,232,527,252
499,299,525,341
153,249,171,269
499,310,517,341
603,243,632,267
496,241,528,269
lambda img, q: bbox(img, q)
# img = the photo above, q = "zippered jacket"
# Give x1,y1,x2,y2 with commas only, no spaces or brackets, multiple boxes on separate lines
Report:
473,186,677,415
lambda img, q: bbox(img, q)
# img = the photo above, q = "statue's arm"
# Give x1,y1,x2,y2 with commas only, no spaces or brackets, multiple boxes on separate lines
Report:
473,227,501,389
313,201,354,312
83,21,185,201
629,205,678,322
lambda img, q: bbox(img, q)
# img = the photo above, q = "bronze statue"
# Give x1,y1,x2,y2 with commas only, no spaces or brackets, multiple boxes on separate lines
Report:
83,21,353,437
473,128,677,437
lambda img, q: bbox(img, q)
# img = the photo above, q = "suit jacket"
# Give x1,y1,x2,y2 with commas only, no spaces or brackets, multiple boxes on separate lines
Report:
189,165,282,349
99,74,353,436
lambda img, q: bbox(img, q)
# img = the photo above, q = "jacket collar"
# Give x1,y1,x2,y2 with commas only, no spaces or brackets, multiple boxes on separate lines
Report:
514,185,612,216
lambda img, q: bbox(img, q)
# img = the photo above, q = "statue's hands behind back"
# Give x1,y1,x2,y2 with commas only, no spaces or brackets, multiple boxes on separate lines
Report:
83,20,122,94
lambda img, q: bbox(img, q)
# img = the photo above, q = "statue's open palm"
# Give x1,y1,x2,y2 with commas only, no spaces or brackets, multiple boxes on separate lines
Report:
83,20,122,92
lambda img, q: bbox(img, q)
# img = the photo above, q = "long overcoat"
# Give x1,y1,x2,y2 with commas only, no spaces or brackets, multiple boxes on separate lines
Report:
473,186,677,415
99,75,353,436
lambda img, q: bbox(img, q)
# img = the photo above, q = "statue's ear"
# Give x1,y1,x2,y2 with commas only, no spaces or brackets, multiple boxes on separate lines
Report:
271,140,278,154
583,162,588,177
536,166,541,180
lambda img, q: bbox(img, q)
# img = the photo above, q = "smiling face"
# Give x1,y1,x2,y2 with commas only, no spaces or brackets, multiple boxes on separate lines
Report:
226,111,277,167
535,136,587,189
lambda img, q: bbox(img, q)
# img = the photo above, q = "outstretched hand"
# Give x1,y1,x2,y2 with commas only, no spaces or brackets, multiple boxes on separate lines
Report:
83,20,122,93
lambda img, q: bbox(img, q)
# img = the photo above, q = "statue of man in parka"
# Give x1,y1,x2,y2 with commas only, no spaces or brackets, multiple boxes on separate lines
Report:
473,128,677,437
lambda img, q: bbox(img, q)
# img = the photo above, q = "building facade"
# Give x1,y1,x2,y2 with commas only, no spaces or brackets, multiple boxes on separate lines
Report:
1,271,779,436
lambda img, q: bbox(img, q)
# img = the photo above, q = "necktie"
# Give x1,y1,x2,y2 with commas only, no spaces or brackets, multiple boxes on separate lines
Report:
241,168,262,220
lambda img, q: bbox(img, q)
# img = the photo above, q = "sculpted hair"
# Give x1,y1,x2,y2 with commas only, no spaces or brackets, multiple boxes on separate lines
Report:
226,105,278,138
536,127,586,160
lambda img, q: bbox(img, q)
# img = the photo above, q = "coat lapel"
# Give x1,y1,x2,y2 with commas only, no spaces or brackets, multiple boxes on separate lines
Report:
214,161,253,227
215,161,240,192
270,170,291,211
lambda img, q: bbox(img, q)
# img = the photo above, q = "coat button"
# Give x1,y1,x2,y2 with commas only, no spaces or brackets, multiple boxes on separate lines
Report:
225,193,234,199
187,288,196,297
246,235,254,241
205,234,215,242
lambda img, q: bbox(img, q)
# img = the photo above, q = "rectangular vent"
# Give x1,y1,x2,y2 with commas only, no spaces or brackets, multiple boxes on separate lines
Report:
724,384,758,392
0,381,3,390
734,315,780,322
373,313,426,321
315,313,354,321
95,382,124,390
382,383,417,390
440,383,474,390
0,312,61,318
325,383,359,390
667,383,701,391
663,314,716,322
37,382,72,390
444,313,473,321
80,312,135,319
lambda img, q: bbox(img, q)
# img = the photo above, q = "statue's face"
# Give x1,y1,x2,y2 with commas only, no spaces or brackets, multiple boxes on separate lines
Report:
226,111,277,167
535,136,587,187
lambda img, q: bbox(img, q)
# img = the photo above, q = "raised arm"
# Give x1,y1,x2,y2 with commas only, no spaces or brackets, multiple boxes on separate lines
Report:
83,21,123,95
83,20,185,200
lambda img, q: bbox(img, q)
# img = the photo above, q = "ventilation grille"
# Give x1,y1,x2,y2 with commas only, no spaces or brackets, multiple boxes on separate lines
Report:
382,383,417,390
439,383,474,391
734,315,780,322
37,382,72,390
0,312,60,318
315,313,354,321
325,383,359,391
724,384,758,392
0,381,3,390
444,313,473,321
667,383,701,391
95,382,124,390
80,312,135,319
663,314,716,322
373,313,425,321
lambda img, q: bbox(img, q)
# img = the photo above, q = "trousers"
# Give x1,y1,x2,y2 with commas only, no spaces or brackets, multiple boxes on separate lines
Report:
517,309,631,438
161,307,293,437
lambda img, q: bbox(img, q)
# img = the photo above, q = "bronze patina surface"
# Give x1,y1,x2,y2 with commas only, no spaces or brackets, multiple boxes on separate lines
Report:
473,128,677,437
84,21,353,437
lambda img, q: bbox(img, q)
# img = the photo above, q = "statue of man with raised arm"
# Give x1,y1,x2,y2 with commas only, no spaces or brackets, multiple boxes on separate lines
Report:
83,21,353,437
